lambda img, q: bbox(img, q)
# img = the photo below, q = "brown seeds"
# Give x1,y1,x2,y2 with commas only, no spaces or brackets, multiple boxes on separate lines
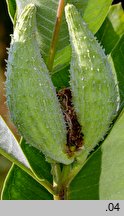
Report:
57,88,84,156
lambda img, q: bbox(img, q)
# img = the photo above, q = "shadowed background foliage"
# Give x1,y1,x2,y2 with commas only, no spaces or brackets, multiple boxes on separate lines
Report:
0,0,17,195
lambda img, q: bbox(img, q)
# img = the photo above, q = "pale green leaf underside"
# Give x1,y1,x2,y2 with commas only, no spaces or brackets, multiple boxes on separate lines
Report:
69,109,124,200
110,34,124,109
0,117,53,195
15,0,112,73
0,116,30,171
99,109,124,199
108,3,124,36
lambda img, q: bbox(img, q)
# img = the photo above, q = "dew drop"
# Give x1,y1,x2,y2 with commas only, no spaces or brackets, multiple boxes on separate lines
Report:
97,68,100,72
93,55,95,58
87,49,90,53
91,67,93,71
84,36,86,40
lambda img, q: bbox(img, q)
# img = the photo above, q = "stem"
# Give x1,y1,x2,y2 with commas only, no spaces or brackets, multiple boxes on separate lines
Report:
51,162,69,200
53,195,61,200
47,0,65,71
51,163,62,199
52,163,61,186
61,164,71,185
52,152,88,199
61,151,88,187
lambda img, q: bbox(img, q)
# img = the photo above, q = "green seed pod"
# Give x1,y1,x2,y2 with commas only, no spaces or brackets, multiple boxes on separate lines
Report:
6,4,73,165
65,4,120,152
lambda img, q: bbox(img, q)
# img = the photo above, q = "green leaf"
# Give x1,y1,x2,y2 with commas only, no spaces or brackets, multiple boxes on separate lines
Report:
0,117,54,194
68,148,101,200
99,110,124,199
0,116,30,173
69,109,124,200
72,0,113,34
14,0,112,74
110,34,124,109
96,3,124,54
52,65,70,90
6,0,16,22
21,139,53,183
2,165,53,200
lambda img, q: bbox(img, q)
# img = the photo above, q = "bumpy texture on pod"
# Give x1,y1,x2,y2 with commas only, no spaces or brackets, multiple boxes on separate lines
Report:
65,4,120,152
6,4,73,165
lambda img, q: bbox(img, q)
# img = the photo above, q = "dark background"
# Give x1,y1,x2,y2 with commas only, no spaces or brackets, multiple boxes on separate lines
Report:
113,0,124,8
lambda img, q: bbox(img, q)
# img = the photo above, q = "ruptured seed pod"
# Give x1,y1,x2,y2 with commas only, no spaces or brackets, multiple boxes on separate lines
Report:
6,4,73,165
65,4,120,152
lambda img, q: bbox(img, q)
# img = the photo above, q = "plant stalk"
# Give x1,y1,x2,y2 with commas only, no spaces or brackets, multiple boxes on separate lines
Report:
61,151,88,187
51,163,63,199
47,0,65,71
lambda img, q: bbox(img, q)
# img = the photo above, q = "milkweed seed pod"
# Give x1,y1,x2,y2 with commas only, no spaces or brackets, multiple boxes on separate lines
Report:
65,4,120,152
6,4,73,165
